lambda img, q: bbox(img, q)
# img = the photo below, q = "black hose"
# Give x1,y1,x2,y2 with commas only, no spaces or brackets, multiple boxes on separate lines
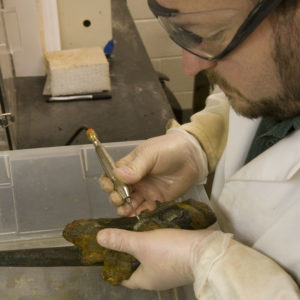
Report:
65,125,89,145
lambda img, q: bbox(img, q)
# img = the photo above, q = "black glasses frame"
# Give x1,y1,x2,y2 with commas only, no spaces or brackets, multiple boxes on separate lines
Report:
148,0,284,61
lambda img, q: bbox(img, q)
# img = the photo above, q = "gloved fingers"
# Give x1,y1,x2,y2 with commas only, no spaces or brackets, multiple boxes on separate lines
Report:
97,228,206,291
134,180,165,203
97,228,201,261
100,132,208,216
134,175,192,204
122,266,157,290
136,200,157,214
116,196,157,217
113,165,137,185
121,266,185,291
97,228,137,255
102,174,161,214
100,174,125,207
121,266,145,289
114,142,158,185
116,192,145,216
119,199,157,217
109,191,124,207
98,173,114,193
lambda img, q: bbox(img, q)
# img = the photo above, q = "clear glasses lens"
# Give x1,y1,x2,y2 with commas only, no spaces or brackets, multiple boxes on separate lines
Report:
158,8,251,60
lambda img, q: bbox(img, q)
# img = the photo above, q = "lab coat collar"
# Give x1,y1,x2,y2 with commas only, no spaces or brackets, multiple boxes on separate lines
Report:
229,129,300,182
223,109,260,180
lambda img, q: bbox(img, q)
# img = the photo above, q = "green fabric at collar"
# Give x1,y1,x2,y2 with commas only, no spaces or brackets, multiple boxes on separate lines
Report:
244,115,300,164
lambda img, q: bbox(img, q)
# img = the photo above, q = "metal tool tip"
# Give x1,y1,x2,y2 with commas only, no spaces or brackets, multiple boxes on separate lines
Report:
125,197,140,221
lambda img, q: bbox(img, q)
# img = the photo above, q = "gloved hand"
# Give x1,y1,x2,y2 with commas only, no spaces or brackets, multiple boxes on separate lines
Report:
98,229,300,298
99,128,209,216
97,228,213,291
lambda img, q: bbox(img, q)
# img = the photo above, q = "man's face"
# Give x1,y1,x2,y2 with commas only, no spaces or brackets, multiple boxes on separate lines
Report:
157,0,300,120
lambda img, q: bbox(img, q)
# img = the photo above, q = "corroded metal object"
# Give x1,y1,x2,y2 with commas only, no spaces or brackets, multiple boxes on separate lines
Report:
63,199,216,286
0,246,91,267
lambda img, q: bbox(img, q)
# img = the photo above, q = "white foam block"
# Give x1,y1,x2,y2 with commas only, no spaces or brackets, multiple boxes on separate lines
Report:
45,46,110,96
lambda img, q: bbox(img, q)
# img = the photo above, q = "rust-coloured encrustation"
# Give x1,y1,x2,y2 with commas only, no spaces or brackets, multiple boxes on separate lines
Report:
63,199,216,286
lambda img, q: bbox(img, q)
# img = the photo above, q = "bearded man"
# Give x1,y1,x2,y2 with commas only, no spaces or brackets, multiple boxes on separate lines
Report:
98,1,300,298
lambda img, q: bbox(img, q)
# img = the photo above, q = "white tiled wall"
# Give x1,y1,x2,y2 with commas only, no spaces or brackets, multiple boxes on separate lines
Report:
127,0,194,111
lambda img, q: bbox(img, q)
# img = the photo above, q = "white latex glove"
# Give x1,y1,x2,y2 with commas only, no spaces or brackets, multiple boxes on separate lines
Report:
99,129,208,216
97,228,212,291
191,232,300,300
98,229,300,298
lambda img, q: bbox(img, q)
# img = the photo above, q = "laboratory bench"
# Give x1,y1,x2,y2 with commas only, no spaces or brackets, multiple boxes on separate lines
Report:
14,0,174,149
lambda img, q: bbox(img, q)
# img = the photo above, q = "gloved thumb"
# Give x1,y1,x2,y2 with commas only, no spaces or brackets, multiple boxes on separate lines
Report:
97,228,138,256
114,146,157,185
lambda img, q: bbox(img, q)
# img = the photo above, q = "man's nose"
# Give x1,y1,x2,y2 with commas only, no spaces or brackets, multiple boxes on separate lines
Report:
182,49,217,76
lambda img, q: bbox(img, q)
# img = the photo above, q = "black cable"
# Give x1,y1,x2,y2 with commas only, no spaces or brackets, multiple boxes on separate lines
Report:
65,125,89,145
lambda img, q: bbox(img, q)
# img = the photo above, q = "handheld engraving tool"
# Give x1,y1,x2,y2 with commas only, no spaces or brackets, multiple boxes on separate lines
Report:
86,128,140,221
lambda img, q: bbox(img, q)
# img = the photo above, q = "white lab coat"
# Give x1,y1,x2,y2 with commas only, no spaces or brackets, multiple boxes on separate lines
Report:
180,93,300,298
211,107,300,284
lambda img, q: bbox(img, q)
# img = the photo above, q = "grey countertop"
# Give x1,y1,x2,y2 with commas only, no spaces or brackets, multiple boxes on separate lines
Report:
15,0,174,149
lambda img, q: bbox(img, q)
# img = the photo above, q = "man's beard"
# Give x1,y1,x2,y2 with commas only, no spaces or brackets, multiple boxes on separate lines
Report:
205,20,300,120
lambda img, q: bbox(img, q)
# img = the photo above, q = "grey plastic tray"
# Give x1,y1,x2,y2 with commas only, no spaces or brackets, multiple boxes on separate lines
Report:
0,141,208,299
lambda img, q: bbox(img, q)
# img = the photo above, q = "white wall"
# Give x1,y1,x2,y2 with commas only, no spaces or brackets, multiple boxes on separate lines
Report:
127,0,194,111
57,0,112,50
3,0,45,77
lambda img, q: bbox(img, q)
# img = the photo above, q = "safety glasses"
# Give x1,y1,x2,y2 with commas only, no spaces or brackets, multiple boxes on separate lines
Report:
148,0,284,61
